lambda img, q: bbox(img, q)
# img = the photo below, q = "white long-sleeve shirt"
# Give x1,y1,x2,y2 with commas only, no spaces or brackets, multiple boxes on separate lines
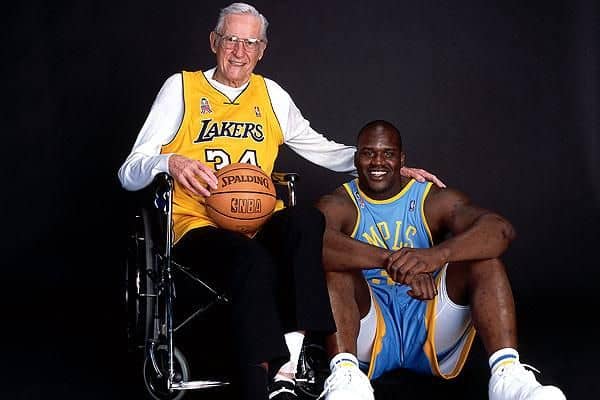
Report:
118,68,357,191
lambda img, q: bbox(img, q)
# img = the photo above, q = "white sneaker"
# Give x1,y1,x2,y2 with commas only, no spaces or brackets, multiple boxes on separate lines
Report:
317,364,374,400
489,362,566,400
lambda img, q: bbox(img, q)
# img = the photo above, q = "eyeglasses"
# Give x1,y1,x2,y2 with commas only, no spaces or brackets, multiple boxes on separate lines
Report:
214,32,266,52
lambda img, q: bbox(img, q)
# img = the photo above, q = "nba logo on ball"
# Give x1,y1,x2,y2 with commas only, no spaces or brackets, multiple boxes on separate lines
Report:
206,163,277,234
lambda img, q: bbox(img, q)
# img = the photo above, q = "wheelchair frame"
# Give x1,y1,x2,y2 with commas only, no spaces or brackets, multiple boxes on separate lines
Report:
126,171,327,400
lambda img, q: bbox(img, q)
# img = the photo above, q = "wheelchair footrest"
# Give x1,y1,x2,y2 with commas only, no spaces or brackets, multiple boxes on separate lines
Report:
170,380,230,390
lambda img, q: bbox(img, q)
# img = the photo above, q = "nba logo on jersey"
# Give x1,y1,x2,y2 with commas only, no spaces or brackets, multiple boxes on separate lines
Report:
254,106,261,117
409,199,416,212
200,98,212,114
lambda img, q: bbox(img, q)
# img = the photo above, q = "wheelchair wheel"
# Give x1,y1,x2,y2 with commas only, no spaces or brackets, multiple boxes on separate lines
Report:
125,208,158,350
295,343,329,399
143,345,190,400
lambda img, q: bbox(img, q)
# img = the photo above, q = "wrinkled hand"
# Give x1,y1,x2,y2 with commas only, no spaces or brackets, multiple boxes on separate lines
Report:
407,273,437,300
386,247,446,285
168,154,218,197
400,166,446,188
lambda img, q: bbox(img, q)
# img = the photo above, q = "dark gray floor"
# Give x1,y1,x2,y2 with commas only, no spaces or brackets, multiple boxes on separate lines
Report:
6,289,594,400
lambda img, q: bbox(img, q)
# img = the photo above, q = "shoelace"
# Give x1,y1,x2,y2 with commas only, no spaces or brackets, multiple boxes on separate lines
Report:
316,371,346,400
521,363,541,374
491,362,543,395
499,363,541,377
316,368,373,400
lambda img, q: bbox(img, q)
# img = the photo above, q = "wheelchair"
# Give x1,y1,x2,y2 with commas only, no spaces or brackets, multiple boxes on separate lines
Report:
124,171,329,400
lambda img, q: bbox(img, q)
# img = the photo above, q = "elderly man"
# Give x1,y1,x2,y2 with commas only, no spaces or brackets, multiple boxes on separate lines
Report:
315,120,565,400
118,3,441,399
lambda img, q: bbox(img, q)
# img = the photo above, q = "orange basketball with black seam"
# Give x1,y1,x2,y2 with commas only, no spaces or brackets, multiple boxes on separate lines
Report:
206,163,277,234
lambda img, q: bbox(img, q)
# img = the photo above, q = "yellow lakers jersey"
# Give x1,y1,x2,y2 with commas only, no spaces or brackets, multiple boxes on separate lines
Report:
161,71,284,243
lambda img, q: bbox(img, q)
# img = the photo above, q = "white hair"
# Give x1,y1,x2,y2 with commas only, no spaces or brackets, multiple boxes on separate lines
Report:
214,2,269,40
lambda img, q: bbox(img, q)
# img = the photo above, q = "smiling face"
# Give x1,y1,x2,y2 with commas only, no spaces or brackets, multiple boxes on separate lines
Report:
355,123,406,200
210,13,266,88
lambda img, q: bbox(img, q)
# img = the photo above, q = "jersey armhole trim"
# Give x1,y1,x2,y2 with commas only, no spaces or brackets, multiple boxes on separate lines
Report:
421,182,434,246
342,180,361,238
261,76,284,146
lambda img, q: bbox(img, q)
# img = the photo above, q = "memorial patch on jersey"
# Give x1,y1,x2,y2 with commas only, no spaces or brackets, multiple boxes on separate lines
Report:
200,97,212,114
194,119,265,143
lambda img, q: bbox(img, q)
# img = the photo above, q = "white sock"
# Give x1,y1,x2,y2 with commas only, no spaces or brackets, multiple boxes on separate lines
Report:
329,352,359,372
274,331,305,382
489,347,519,374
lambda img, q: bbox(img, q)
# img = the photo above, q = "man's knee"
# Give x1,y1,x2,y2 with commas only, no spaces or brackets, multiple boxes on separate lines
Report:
325,271,356,305
325,270,370,313
448,258,507,279
467,258,508,278
446,258,509,304
325,270,354,290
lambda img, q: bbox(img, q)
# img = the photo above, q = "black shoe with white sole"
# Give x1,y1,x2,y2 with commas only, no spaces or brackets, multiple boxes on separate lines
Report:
268,379,298,399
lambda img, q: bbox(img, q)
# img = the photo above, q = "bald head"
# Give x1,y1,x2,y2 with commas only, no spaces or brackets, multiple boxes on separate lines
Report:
357,120,403,152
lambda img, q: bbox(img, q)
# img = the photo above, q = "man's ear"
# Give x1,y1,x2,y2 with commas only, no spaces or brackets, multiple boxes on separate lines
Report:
257,43,267,61
353,150,359,169
400,152,406,169
209,31,218,53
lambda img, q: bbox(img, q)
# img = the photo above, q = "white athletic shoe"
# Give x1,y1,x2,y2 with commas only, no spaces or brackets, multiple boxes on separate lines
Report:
317,365,374,400
489,362,566,400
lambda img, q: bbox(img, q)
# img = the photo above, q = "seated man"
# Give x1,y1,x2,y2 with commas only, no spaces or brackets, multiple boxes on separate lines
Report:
315,120,566,400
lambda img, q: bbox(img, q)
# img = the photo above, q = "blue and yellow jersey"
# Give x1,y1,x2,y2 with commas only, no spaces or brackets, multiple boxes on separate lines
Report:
343,178,433,266
342,179,474,380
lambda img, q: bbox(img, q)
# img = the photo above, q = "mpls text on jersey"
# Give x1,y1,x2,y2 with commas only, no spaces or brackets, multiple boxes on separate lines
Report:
194,119,265,143
361,221,419,251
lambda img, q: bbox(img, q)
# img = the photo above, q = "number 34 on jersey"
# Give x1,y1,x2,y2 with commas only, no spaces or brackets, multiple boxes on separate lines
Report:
204,149,259,170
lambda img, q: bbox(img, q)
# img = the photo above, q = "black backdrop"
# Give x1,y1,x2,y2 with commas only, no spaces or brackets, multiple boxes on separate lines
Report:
4,0,598,399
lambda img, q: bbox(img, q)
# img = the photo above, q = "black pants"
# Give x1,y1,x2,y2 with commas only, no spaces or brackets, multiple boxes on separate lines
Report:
173,205,335,399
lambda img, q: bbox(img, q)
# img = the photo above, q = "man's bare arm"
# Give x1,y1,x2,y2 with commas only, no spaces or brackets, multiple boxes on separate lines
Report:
316,190,392,272
386,187,516,283
428,187,515,262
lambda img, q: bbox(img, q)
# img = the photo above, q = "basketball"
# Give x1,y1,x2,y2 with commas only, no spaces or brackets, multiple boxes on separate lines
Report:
206,163,277,234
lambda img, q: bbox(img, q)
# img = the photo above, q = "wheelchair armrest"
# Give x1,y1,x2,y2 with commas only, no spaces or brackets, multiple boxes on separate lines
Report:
152,172,174,194
271,172,299,207
151,173,174,217
271,172,300,185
